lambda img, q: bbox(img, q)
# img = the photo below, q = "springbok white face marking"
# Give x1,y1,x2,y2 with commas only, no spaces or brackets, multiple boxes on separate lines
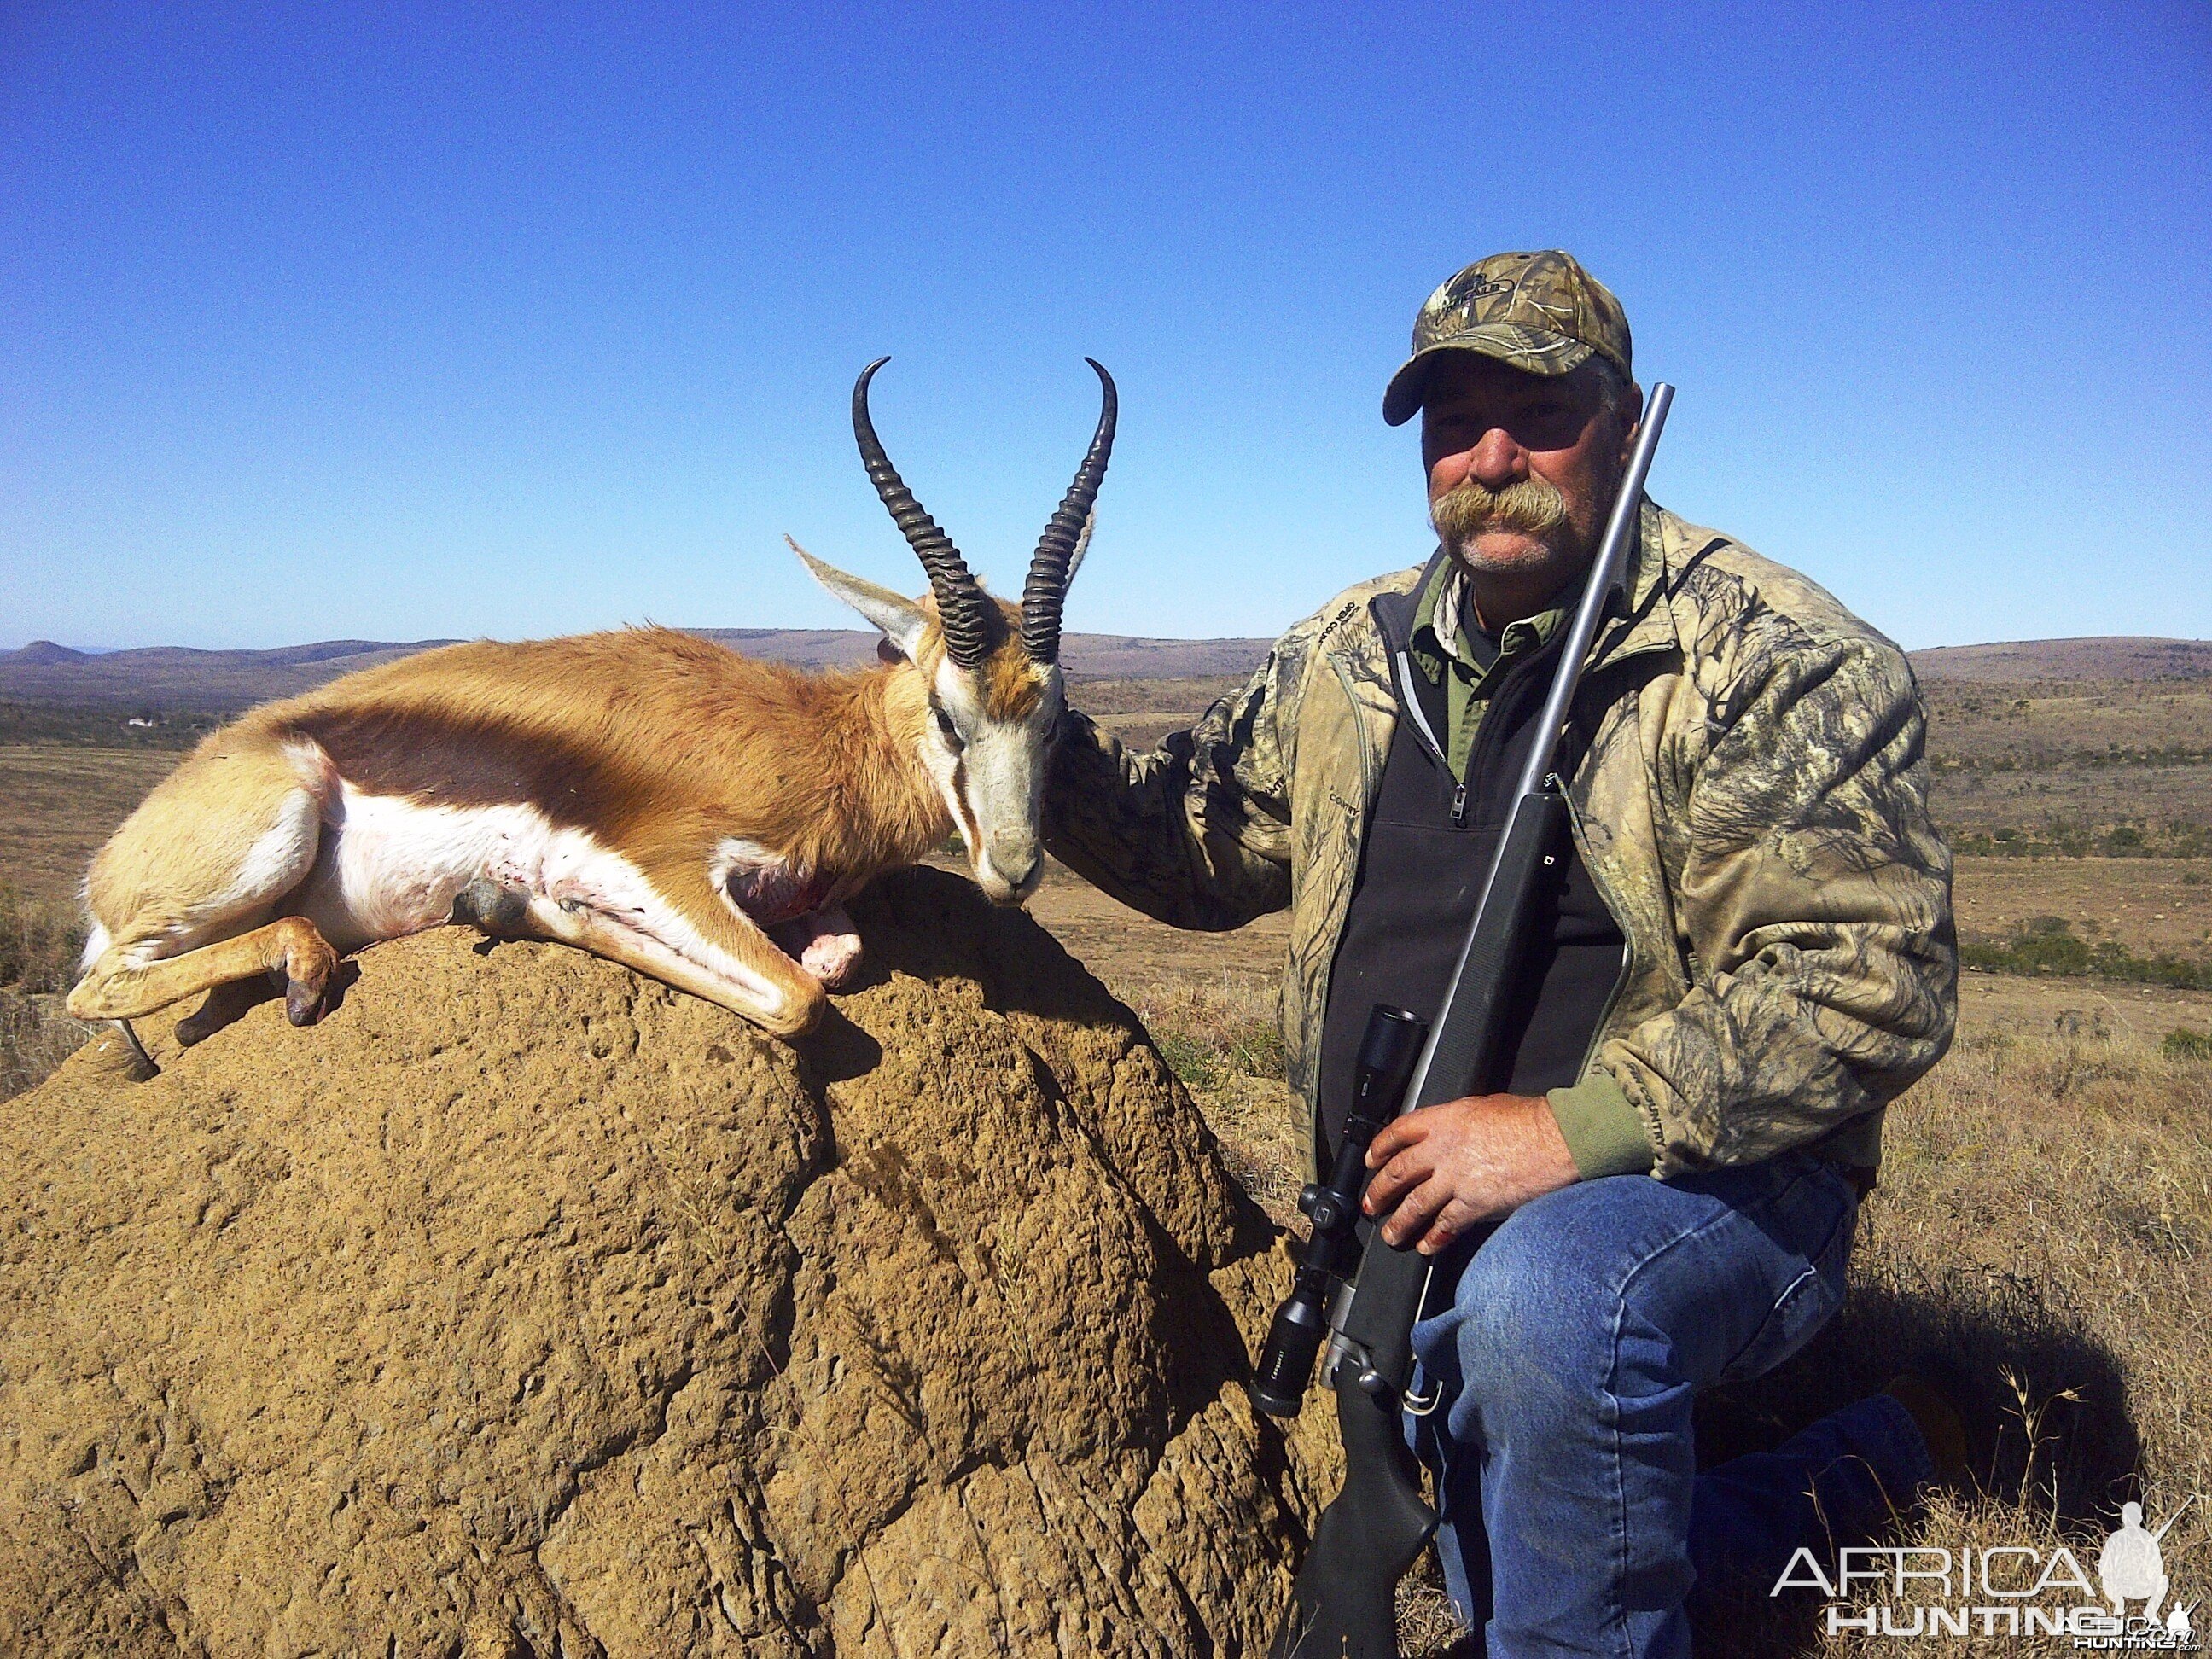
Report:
793,548,1067,906
923,654,1062,905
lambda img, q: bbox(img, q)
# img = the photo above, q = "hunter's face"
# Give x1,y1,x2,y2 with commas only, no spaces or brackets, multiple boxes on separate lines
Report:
1420,353,1639,598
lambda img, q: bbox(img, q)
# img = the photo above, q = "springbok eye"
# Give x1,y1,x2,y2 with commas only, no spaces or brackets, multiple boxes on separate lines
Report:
934,706,964,749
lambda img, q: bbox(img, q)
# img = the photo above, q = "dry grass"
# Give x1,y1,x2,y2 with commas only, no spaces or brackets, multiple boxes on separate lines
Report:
1394,1565,1470,1657
0,987,88,1103
0,743,179,910
1738,1020,2212,1656
0,878,85,994
0,881,90,1101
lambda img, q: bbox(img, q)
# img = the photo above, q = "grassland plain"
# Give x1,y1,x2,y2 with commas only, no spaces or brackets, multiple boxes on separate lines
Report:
1920,675,2212,859
3,657,2209,1656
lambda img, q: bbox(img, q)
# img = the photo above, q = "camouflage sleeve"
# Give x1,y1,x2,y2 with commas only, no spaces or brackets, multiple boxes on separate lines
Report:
1043,648,1297,931
1597,632,1959,1175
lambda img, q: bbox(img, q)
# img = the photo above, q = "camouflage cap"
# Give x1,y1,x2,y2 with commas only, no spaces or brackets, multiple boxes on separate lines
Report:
1382,249,1633,426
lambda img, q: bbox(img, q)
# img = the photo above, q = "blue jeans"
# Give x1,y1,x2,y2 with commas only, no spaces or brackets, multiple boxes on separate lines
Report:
1406,1154,1934,1658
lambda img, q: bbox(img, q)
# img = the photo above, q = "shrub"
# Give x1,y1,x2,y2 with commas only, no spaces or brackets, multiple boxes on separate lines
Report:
1964,917,2212,990
2164,1027,2212,1062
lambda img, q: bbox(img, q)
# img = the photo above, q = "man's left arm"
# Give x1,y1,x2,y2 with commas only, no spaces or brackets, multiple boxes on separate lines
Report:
1595,631,1959,1177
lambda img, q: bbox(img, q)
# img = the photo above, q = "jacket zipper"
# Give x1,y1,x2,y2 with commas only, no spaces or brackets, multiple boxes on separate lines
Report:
1393,647,1492,833
1331,653,1380,812
1389,650,1448,767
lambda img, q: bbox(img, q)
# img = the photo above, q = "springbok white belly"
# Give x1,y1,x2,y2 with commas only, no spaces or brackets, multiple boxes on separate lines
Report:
297,787,662,950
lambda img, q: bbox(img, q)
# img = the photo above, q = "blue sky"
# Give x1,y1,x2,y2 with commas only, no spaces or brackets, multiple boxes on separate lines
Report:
3,2,2206,651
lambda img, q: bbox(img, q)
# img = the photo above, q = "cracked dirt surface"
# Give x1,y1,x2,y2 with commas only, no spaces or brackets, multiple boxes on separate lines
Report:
0,866,1335,1656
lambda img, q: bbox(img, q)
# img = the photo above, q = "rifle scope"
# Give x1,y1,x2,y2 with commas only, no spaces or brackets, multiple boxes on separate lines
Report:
1251,1003,1428,1417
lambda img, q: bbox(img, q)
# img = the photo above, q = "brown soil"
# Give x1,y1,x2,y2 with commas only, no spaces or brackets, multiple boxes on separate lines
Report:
1956,965,2212,1035
1017,858,1290,984
1955,856,2212,958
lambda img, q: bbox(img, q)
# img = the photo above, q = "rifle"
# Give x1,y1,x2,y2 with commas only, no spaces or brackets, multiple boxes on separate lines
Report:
1257,383,1676,1659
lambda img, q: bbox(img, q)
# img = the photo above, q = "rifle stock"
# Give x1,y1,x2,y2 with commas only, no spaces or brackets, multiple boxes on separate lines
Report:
1263,386,1674,1659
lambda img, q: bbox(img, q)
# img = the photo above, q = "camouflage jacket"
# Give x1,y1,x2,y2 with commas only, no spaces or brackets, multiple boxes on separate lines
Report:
1044,501,1958,1179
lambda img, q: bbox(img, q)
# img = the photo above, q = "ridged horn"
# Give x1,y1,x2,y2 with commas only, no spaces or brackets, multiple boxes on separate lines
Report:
851,358,992,670
1021,358,1117,665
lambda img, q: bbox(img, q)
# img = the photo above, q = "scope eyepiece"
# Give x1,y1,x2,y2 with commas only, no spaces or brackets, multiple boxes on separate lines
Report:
1352,1004,1425,1120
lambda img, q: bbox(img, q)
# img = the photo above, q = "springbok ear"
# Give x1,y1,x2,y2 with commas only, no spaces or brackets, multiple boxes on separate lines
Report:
788,537,930,661
1062,509,1097,592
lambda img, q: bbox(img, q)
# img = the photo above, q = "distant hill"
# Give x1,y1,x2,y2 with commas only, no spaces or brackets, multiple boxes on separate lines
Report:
5,631,2204,715
0,640,467,711
0,629,1278,713
688,628,1278,678
9,641,90,666
1908,637,2212,683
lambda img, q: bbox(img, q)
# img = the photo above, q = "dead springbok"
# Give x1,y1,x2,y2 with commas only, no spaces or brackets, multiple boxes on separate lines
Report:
67,358,1115,1053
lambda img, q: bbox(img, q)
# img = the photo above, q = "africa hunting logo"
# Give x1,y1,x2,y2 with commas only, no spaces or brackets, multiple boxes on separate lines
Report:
1773,1499,2199,1646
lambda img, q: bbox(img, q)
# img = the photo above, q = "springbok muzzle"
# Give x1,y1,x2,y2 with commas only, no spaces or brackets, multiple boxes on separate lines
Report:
986,830,1044,901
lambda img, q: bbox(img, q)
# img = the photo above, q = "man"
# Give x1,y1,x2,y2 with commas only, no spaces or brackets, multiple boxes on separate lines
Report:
1045,251,1960,1655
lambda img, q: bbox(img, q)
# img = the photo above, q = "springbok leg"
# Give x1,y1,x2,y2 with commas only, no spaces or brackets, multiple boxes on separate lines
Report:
68,917,339,1028
451,880,826,1037
174,974,283,1046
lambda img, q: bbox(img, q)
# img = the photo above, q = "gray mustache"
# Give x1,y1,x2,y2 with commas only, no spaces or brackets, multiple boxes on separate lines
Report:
1431,474,1571,542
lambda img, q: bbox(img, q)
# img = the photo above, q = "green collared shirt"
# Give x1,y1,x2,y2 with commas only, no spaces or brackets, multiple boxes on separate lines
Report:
1406,560,1564,783
1406,557,1656,1179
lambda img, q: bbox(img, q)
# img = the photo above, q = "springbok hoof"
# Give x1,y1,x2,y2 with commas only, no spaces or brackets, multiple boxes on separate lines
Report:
284,979,327,1027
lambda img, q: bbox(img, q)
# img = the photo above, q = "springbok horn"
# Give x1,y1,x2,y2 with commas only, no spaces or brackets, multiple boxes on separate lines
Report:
851,358,993,670
1021,359,1117,666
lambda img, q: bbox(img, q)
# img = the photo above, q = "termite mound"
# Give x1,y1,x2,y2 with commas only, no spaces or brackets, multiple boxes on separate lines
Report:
0,866,1334,1657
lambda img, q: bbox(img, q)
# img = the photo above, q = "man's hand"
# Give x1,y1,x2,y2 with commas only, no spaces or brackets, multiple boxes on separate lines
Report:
1362,1092,1580,1254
